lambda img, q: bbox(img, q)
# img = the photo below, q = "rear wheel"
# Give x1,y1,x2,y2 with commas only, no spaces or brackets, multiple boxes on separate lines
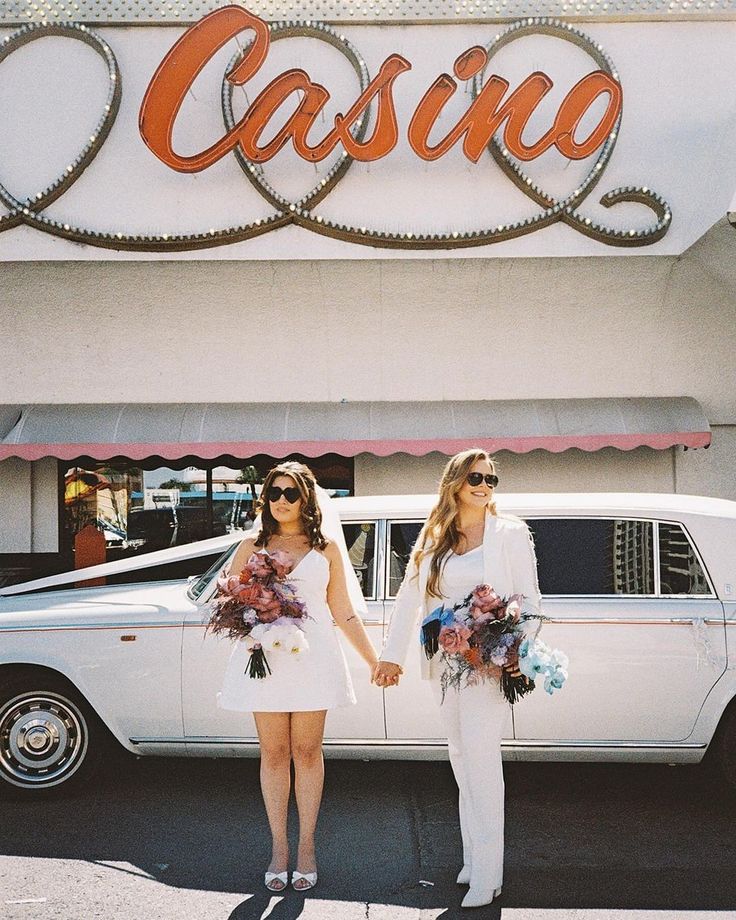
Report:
0,672,109,797
714,702,736,792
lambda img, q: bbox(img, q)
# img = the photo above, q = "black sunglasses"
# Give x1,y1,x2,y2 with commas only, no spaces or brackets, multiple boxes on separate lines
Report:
267,485,301,504
466,472,499,488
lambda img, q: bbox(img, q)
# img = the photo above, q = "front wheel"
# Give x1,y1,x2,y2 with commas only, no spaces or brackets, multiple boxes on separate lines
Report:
0,673,107,797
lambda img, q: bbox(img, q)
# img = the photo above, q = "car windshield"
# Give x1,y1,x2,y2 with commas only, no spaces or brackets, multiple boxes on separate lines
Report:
187,542,239,602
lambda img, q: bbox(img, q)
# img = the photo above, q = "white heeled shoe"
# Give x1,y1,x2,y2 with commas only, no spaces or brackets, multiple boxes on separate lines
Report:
264,870,288,892
291,870,318,891
456,865,471,885
461,885,502,908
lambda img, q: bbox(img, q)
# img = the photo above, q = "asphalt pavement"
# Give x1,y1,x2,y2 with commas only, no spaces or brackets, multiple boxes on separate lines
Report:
1,752,735,920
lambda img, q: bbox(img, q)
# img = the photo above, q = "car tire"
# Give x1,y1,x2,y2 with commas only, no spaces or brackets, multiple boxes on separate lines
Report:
714,700,736,793
0,671,113,798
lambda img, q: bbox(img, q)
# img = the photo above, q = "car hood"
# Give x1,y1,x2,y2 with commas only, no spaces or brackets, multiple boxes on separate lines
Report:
0,578,190,616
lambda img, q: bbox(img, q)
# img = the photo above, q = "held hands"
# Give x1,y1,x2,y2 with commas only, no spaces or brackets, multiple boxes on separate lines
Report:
372,660,403,688
371,660,523,687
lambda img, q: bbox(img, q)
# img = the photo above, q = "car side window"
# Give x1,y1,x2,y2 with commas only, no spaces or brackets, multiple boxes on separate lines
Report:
527,518,655,596
388,521,424,597
341,522,377,599
658,522,711,596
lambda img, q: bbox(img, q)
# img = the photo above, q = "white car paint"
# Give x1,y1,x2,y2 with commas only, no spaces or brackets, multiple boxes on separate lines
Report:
0,493,734,774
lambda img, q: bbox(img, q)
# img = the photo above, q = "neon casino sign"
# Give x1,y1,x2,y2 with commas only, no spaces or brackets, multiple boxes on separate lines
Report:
140,6,622,169
0,10,671,252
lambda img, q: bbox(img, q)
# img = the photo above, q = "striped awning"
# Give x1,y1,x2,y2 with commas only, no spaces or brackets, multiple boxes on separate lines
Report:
0,397,711,461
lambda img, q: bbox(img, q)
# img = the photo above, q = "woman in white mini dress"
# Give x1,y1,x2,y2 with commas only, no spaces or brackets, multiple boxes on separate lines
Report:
374,448,542,909
218,461,379,892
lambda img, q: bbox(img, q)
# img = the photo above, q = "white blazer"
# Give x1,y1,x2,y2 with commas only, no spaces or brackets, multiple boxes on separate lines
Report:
380,511,543,679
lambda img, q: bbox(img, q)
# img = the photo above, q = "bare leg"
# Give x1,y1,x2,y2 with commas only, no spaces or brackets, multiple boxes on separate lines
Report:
254,711,292,888
290,710,327,888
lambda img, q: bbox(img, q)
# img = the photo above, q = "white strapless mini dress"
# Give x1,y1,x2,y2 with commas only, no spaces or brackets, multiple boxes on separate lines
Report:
217,548,357,712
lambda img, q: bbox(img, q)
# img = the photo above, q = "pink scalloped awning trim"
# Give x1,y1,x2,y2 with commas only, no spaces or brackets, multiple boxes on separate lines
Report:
0,430,711,461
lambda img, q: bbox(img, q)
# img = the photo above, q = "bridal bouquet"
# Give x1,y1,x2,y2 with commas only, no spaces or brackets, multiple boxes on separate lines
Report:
420,584,568,703
206,550,309,679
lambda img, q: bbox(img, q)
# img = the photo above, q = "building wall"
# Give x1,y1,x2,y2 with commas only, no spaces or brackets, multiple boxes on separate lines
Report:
1,220,735,420
355,446,677,496
1,220,735,557
0,457,31,553
0,458,57,553
355,440,736,499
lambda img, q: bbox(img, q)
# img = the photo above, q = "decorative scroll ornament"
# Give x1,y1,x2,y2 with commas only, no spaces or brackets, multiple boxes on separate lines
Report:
0,17,671,252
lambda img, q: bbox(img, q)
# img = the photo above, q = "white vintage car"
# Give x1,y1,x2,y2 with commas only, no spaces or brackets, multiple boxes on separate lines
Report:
1,492,735,796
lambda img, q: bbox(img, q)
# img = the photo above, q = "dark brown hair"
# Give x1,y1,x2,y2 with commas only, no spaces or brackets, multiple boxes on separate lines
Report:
254,461,327,549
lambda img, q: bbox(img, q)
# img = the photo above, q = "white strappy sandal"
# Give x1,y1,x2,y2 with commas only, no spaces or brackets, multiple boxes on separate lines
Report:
291,870,318,891
264,870,288,892
461,886,502,908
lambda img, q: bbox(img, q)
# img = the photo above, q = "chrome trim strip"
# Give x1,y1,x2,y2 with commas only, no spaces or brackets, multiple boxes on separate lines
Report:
539,616,723,626
375,517,387,606
3,616,722,632
542,593,716,599
503,739,707,750
653,520,661,595
131,736,706,750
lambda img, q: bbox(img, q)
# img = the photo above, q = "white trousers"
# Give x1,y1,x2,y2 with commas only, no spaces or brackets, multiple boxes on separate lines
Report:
430,676,509,897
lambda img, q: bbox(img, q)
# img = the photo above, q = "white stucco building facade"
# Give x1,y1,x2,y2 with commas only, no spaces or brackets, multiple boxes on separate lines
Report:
1,1,735,580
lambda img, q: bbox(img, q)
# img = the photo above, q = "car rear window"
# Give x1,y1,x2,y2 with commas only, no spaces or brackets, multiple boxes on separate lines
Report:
528,519,656,596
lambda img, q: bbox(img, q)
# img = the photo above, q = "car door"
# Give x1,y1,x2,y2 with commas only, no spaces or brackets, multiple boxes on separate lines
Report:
513,517,727,744
181,523,385,742
321,520,385,741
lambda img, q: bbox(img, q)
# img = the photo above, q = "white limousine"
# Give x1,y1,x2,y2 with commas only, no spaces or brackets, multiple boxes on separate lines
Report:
1,492,735,796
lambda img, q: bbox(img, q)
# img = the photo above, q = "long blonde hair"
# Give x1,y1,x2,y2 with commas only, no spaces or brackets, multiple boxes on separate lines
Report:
412,448,498,599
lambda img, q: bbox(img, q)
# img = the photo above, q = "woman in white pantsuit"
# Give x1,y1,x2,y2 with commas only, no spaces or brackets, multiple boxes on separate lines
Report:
373,448,542,909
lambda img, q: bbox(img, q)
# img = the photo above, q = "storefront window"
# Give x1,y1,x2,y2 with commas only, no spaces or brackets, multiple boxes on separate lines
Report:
60,455,354,570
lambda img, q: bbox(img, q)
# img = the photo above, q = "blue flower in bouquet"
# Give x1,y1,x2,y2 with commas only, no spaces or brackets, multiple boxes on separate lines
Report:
420,606,441,634
518,637,552,681
544,667,568,694
421,605,460,633
421,605,460,659
440,607,458,627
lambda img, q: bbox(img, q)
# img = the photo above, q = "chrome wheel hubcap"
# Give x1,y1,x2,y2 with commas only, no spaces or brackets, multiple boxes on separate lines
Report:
0,692,88,788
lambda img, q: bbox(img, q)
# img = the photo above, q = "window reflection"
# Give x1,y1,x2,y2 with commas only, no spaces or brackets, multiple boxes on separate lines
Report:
388,521,423,597
63,465,256,558
61,458,354,574
529,518,655,595
659,522,710,595
342,522,376,599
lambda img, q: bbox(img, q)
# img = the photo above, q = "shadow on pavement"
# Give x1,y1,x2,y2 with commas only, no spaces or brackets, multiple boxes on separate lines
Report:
1,752,735,916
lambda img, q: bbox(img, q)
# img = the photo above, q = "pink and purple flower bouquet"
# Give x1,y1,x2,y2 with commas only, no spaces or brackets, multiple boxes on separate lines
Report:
421,584,568,703
207,550,309,678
